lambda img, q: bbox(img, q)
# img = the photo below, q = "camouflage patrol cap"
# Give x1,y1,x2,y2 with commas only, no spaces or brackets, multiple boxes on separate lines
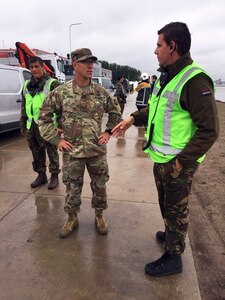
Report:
71,48,98,62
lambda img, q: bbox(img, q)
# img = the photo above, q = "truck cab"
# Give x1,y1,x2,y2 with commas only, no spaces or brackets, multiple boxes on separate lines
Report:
92,76,115,95
0,45,67,84
39,54,66,83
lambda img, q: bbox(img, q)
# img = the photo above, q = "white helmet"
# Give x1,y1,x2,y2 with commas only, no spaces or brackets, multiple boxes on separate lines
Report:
141,72,149,81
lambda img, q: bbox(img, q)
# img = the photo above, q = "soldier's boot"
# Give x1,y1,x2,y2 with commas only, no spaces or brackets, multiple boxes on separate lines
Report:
31,173,47,188
145,251,183,277
95,209,108,235
59,213,79,239
48,173,59,190
156,231,166,245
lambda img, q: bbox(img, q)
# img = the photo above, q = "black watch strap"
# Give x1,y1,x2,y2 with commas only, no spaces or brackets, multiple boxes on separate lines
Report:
105,129,112,135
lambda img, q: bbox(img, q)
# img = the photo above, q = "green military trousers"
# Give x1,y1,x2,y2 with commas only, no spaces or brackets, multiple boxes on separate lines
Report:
26,124,60,174
62,154,109,214
153,158,199,255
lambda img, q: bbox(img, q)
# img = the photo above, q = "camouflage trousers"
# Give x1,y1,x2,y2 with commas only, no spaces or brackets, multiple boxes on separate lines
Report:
153,158,199,255
26,128,60,174
62,154,109,214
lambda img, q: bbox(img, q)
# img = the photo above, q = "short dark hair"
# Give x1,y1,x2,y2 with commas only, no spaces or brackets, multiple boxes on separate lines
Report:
152,75,157,80
28,56,44,67
118,75,124,81
158,22,191,55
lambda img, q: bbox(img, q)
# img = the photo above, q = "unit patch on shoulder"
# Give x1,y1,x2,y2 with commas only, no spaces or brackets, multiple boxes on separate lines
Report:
201,90,211,96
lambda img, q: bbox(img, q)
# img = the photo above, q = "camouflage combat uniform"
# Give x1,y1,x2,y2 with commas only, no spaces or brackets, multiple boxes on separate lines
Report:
153,158,199,254
20,74,60,175
131,52,219,255
38,80,121,213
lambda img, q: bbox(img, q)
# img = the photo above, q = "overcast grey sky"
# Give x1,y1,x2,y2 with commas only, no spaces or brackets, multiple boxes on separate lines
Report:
1,0,225,80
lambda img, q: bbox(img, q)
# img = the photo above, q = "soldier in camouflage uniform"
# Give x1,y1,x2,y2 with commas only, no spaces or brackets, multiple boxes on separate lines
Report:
38,48,121,238
112,22,219,276
115,75,127,115
20,56,61,190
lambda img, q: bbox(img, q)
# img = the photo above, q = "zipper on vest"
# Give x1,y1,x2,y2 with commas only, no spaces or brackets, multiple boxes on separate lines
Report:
31,103,34,118
142,95,161,151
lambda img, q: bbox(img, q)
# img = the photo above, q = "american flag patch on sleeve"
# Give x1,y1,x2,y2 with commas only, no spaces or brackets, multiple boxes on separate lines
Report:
201,90,211,96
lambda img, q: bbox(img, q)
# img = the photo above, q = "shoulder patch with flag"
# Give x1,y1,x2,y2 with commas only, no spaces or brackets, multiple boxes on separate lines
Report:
201,89,211,96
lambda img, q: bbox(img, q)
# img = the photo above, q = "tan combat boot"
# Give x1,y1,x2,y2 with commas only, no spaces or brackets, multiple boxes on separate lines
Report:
59,213,79,239
95,209,108,235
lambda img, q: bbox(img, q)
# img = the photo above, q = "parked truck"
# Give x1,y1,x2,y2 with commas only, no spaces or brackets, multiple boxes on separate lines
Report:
0,44,114,85
0,42,68,83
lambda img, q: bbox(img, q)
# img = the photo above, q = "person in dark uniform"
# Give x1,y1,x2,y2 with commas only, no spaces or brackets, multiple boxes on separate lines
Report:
20,56,61,190
112,22,219,276
135,72,151,110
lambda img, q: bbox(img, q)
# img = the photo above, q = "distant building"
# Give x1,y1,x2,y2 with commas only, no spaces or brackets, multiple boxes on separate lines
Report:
93,62,102,77
102,68,112,79
0,48,20,66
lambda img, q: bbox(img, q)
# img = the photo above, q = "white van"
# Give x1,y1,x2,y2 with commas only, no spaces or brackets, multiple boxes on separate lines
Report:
0,64,31,133
92,76,115,95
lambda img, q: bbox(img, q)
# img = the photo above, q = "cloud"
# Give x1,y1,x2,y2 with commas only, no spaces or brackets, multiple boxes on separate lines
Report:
1,0,225,79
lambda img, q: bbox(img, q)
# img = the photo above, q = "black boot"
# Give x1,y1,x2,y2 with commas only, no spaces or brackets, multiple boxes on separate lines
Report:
145,251,183,276
31,173,47,188
156,231,165,245
48,173,59,190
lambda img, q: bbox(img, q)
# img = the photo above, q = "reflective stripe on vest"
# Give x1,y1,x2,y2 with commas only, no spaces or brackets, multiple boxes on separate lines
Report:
144,62,212,163
157,66,203,150
150,85,160,99
23,78,54,98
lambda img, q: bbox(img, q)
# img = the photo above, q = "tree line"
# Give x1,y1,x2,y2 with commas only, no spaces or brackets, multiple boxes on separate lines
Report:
100,60,141,84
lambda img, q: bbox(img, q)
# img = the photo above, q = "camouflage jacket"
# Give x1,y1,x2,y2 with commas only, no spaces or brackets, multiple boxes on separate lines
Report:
38,80,121,158
115,82,127,103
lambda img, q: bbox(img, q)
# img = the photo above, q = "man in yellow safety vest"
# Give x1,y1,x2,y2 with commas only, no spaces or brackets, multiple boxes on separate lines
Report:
20,56,61,190
112,22,219,277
